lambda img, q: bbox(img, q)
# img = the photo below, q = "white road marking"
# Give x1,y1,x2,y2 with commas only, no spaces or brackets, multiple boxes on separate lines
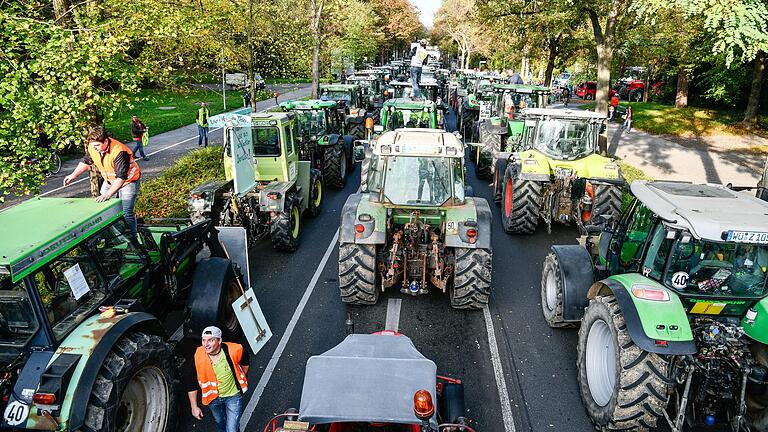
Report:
239,228,340,430
384,298,402,332
483,305,516,432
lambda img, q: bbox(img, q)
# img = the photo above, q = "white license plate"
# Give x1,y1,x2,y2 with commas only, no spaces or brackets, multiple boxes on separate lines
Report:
726,230,768,244
191,199,206,208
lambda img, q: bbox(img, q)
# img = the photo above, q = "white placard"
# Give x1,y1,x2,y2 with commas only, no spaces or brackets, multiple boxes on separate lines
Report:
63,263,90,300
231,127,257,195
232,289,272,356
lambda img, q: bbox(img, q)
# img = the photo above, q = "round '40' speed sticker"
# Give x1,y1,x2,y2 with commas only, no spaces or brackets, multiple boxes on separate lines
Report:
671,271,689,289
3,400,29,427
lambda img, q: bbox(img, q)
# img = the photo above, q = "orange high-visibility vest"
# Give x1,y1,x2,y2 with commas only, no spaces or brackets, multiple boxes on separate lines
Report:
193,343,248,405
86,139,140,184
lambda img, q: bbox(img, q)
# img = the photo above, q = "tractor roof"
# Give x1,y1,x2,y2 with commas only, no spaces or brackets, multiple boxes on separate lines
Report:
382,98,436,110
354,69,380,75
299,334,437,426
0,198,123,282
280,99,337,110
631,181,768,242
251,111,294,124
389,81,412,87
373,129,463,158
493,83,551,94
521,108,606,120
346,75,375,82
320,84,359,91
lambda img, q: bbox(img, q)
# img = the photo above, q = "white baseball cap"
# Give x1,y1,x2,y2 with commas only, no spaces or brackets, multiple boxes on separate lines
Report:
202,326,222,339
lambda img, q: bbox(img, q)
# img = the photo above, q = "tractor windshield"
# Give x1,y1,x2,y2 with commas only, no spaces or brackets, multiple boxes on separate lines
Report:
496,93,537,119
386,109,431,129
322,90,351,102
252,127,281,157
295,110,326,138
0,275,40,347
533,119,596,160
664,240,768,298
382,156,452,205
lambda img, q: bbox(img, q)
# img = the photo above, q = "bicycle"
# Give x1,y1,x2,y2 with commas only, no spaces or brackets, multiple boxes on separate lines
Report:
47,147,61,175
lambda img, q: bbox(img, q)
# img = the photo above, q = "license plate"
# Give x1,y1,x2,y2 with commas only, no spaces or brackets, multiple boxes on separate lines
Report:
191,198,205,208
726,230,768,244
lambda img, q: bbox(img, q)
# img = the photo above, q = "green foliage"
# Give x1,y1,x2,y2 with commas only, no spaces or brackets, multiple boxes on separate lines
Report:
135,147,223,219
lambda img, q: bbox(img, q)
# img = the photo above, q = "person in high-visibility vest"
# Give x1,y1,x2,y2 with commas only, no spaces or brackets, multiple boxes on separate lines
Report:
63,126,142,234
197,102,211,147
184,326,250,432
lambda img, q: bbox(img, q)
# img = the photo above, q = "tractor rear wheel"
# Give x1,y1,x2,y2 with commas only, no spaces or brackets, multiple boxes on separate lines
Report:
629,89,643,102
591,183,622,223
474,124,496,180
450,248,492,310
577,296,671,431
323,144,347,189
270,193,301,252
308,170,323,217
501,165,541,234
83,332,176,432
540,253,575,328
338,243,379,305
347,122,364,140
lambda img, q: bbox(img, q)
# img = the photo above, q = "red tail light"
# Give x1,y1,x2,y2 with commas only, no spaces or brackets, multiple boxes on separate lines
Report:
33,393,56,405
191,193,202,199
267,192,281,200
466,229,477,238
355,224,365,233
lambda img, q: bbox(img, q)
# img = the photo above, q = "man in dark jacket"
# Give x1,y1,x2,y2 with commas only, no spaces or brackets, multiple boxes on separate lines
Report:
130,115,149,161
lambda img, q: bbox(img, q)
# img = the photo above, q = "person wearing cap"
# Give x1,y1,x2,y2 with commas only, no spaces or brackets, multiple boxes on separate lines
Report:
410,39,429,99
184,326,250,432
196,102,210,147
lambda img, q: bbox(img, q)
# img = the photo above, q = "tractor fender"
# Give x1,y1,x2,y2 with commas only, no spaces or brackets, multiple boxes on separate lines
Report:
444,197,491,249
589,277,696,355
185,257,241,339
326,133,341,146
258,180,298,212
339,193,386,245
43,312,165,430
551,245,595,321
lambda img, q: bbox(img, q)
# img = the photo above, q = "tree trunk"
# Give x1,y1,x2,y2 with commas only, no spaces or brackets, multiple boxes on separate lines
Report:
544,39,558,87
742,51,765,129
675,65,689,108
310,0,324,99
595,43,613,115
247,0,256,112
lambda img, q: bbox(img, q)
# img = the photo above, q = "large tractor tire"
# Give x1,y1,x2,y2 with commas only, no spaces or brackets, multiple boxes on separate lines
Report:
629,89,644,102
500,165,542,234
187,257,244,341
450,248,492,310
591,183,622,223
343,135,355,171
474,123,496,180
82,332,176,432
338,243,379,305
347,121,364,140
492,159,508,204
577,296,671,431
270,192,301,252
308,170,323,217
540,253,575,328
323,144,347,189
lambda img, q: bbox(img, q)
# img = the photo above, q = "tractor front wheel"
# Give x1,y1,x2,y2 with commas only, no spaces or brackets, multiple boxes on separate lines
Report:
629,89,643,102
323,144,347,189
577,296,671,430
338,243,379,305
450,248,492,310
270,193,301,252
501,165,541,234
308,170,323,217
541,253,573,328
82,332,176,432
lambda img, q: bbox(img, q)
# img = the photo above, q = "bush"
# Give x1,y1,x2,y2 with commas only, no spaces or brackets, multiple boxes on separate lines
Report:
135,147,224,219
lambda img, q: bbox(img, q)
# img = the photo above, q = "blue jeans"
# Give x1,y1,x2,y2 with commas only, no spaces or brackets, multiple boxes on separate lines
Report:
208,394,242,432
198,125,209,147
101,180,140,235
132,139,146,158
410,66,422,98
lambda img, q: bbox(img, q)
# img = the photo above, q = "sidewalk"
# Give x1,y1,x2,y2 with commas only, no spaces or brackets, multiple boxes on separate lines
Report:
0,84,312,209
606,121,762,186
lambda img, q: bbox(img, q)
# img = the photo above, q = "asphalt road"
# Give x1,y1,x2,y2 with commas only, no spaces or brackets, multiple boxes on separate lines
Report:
177,109,599,432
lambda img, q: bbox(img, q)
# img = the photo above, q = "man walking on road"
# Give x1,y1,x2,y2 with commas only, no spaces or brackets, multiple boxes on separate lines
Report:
63,126,142,234
185,326,250,432
197,102,210,147
410,39,429,99
130,114,149,161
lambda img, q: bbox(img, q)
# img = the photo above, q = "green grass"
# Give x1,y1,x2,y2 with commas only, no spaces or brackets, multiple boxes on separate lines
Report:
617,159,653,209
582,102,767,136
135,147,224,219
105,88,270,143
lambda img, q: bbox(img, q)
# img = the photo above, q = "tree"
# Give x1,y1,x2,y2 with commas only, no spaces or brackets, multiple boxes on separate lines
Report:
370,0,423,61
310,0,324,98
434,0,488,69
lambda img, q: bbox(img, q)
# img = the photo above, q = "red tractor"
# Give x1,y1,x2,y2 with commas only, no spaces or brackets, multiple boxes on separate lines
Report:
614,66,664,102
263,332,476,432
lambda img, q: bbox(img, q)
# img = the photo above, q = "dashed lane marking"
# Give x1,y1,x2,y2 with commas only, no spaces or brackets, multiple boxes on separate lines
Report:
384,298,402,332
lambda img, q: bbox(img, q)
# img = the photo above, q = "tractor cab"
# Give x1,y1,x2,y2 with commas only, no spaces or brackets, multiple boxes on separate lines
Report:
491,84,550,120
380,99,440,131
517,108,607,161
320,84,367,139
388,81,414,99
263,333,475,432
280,100,345,142
346,73,384,112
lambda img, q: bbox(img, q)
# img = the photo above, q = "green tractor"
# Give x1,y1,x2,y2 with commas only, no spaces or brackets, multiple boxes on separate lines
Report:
472,84,551,179
491,108,624,234
279,99,354,188
319,84,367,139
346,70,386,120
457,77,495,143
0,197,267,431
339,129,493,310
189,112,322,252
542,181,768,431
380,98,440,131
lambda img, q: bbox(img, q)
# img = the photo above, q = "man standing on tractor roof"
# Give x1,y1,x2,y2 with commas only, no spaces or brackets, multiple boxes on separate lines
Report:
410,39,429,99
185,326,250,432
63,126,142,234
197,102,210,147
